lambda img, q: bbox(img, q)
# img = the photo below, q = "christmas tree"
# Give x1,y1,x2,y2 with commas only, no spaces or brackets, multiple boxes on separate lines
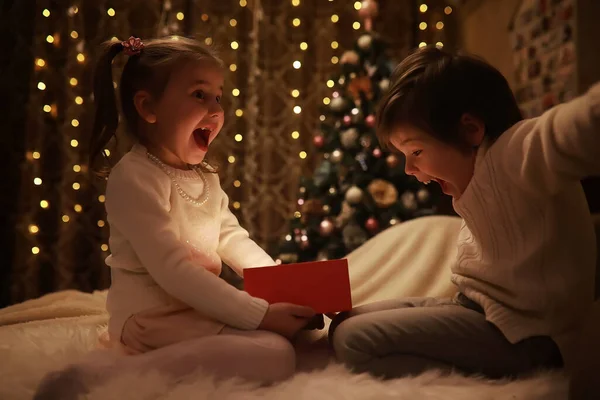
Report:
275,0,441,264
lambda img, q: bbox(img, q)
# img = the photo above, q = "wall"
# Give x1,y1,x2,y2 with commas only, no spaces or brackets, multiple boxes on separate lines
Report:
458,0,520,88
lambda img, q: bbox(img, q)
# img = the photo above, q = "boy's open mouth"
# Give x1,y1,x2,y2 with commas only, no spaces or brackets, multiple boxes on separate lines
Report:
193,128,212,151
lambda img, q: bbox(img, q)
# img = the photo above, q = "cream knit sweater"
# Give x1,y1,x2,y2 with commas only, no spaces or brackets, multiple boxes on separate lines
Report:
452,82,600,367
104,144,275,339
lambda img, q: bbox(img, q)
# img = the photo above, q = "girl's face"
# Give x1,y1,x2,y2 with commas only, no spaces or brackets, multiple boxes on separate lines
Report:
142,60,224,169
389,122,482,199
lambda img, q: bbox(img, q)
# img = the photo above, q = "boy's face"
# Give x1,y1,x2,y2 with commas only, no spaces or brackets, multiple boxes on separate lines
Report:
389,123,480,199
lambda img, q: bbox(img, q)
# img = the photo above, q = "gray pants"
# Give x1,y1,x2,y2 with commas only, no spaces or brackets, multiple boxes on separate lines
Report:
329,295,563,379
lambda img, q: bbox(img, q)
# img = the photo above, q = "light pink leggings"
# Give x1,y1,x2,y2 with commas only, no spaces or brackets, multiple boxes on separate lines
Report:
34,328,296,399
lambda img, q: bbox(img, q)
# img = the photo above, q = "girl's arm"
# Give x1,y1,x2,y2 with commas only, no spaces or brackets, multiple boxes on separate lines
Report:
499,82,600,196
217,187,277,276
105,159,268,330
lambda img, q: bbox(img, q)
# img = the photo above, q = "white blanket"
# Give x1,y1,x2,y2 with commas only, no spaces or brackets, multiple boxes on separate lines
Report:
0,215,569,399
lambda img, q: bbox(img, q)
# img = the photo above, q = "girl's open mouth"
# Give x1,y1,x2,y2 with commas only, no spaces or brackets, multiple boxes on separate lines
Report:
193,128,212,151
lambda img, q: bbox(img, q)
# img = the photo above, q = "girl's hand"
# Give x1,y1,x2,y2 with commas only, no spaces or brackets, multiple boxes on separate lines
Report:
258,303,316,339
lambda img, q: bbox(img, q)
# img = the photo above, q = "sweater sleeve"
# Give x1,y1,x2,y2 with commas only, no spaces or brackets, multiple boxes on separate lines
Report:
499,82,600,196
105,159,268,330
217,187,276,276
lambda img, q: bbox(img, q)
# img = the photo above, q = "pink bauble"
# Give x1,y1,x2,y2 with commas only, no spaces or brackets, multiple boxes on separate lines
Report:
372,148,382,158
313,135,324,148
343,115,352,125
365,217,379,233
365,114,376,127
319,219,335,236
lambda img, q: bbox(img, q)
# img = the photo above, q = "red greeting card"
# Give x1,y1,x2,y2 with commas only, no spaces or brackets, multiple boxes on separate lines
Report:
243,259,352,314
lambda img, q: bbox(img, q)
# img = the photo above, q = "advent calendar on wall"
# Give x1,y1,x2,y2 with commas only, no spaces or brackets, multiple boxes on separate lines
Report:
509,0,577,118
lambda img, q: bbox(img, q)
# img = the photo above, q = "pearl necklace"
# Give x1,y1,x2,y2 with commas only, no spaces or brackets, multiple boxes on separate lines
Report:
146,152,210,207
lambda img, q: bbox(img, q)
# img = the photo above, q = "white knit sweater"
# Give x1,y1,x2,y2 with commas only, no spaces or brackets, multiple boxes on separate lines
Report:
104,144,275,339
452,82,600,367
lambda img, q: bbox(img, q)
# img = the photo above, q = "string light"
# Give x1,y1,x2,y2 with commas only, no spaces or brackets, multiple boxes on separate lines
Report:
46,35,54,43
228,156,236,164
235,134,243,142
32,247,40,255
231,41,239,50
107,8,115,17
300,42,308,50
42,9,50,17
71,119,79,127
43,105,51,112
73,165,81,172
291,131,300,139
32,152,41,159
331,14,339,23
354,1,362,10
229,19,237,27
327,80,334,88
229,64,237,72
97,220,105,227
419,22,427,30
76,53,85,62
239,0,247,6
436,42,444,48
28,225,39,234
331,56,339,64
176,12,184,20
293,60,301,69
62,215,70,223
436,21,444,30
72,182,81,190
69,77,78,86
235,109,243,117
75,96,83,105
292,0,300,5
98,195,106,203
292,18,301,27
70,31,78,39
232,88,240,96
36,58,46,67
40,200,49,209
291,89,300,97
70,139,79,147
299,151,307,159
419,42,427,48
293,106,302,114
74,204,82,213
420,4,428,12
37,82,46,90
353,21,361,30
445,6,453,15
201,14,209,21
101,244,109,252
323,97,331,105
331,41,339,49
234,180,241,187
204,37,213,46
34,177,42,185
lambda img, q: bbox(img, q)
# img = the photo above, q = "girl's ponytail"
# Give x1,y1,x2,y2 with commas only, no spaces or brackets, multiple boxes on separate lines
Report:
89,41,124,178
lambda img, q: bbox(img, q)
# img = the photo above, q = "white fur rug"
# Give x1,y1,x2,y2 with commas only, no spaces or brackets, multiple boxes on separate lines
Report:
0,317,569,400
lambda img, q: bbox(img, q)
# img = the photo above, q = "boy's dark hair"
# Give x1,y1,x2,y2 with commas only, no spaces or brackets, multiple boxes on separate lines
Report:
376,46,523,150
89,36,223,177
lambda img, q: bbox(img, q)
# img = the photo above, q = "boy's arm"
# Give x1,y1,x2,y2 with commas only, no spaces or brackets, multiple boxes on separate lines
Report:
499,82,600,196
217,187,277,276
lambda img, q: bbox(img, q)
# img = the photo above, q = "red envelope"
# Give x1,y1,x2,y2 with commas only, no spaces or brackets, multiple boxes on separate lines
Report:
243,259,352,314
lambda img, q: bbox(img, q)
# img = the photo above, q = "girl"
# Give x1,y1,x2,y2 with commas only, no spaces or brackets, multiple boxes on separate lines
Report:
91,36,315,382
329,46,600,379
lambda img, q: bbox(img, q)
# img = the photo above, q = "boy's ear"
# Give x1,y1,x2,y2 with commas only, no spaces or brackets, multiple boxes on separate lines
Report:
460,113,485,148
133,90,157,124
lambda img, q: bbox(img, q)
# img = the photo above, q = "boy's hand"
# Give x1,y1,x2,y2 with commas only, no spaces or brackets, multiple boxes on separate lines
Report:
258,303,316,339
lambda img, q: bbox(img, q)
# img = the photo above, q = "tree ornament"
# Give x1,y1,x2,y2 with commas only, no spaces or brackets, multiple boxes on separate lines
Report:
372,148,382,158
342,222,368,251
340,128,359,149
345,185,363,204
417,188,430,203
313,135,324,148
386,154,400,168
330,96,347,112
360,134,372,148
365,114,376,127
357,34,373,50
340,50,360,65
379,78,390,91
401,191,418,211
368,179,398,208
365,217,379,233
343,115,352,125
331,149,344,163
319,219,335,236
358,0,379,32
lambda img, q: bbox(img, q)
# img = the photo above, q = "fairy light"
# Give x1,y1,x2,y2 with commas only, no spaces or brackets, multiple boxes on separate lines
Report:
97,220,105,228
239,0,247,6
445,6,453,15
292,0,300,5
419,22,427,30
40,200,49,209
32,247,40,255
46,35,54,43
420,4,428,12
72,182,81,190
291,131,300,139
75,96,83,105
235,134,243,142
98,195,106,203
230,64,237,72
234,180,241,188
293,18,301,27
76,53,85,62
74,204,82,213
69,77,78,86
70,139,78,147
42,9,50,17
204,37,213,46
354,1,362,10
331,56,339,64
43,105,51,112
70,31,79,39
235,109,243,117
299,151,307,159
62,215,70,223
32,152,41,159
176,12,184,20
232,88,240,96
291,89,300,98
293,106,302,114
331,14,339,23
231,41,239,50
34,177,42,185
228,156,236,164
419,42,427,48
436,42,444,48
36,58,46,67
300,42,308,50
436,21,444,30
353,21,361,30
230,19,237,27
293,60,301,69
107,8,115,17
71,119,79,127
73,165,81,172
29,225,39,234
331,41,338,49
323,97,331,105
37,82,46,90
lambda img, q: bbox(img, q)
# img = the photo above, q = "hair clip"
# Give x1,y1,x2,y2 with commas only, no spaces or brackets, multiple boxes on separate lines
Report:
121,36,144,56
